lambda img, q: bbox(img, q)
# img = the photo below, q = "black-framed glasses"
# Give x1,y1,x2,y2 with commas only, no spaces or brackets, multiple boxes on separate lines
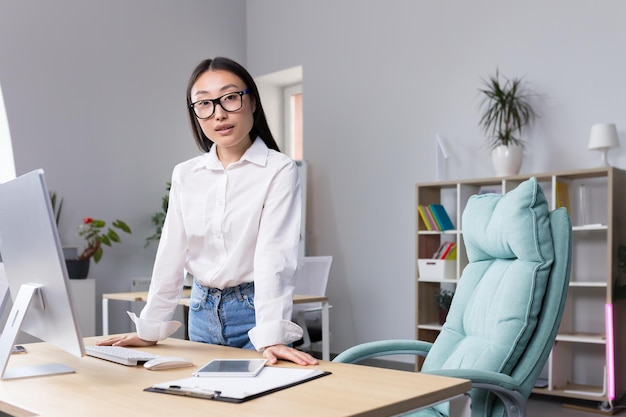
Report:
190,89,251,119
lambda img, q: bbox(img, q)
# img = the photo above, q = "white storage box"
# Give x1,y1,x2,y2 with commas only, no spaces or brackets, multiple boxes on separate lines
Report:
417,259,457,280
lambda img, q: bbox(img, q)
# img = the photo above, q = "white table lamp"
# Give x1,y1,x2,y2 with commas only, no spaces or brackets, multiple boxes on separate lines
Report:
588,123,620,166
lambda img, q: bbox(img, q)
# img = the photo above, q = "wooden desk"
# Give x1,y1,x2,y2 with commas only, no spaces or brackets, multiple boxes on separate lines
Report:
102,291,331,360
0,337,470,417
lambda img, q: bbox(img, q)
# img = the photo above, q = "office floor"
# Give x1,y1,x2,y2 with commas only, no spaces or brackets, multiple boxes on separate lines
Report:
307,350,625,416
526,396,625,416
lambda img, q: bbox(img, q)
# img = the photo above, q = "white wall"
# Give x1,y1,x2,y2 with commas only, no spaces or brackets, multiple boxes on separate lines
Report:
246,0,626,356
0,0,246,334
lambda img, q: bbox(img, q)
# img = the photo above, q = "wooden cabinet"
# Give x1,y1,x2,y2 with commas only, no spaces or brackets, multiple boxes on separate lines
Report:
415,167,626,406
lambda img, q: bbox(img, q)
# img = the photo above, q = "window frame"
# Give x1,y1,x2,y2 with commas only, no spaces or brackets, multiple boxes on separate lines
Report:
283,83,303,160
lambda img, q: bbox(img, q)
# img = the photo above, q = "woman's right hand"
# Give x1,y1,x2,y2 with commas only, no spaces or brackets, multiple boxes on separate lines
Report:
96,333,156,347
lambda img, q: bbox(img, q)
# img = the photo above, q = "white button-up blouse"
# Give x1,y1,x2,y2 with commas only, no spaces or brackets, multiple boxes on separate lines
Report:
135,138,303,350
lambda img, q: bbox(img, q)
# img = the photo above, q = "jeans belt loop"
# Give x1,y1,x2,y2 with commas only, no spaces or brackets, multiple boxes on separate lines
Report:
234,283,244,301
193,277,209,303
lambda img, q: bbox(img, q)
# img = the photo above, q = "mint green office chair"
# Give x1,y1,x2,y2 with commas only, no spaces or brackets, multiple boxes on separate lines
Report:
333,178,572,417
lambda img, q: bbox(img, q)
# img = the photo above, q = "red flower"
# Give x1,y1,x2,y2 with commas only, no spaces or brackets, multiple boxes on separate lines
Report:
83,217,93,224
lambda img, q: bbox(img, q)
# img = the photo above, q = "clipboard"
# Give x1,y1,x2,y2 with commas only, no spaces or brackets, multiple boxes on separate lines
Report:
145,367,331,403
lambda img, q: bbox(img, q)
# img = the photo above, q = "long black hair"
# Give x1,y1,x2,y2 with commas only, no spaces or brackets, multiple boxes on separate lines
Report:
186,57,280,153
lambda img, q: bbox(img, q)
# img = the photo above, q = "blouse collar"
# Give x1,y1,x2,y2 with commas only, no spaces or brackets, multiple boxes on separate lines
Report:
195,137,268,171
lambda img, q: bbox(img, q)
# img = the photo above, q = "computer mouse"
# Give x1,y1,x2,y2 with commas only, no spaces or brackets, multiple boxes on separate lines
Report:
143,356,194,370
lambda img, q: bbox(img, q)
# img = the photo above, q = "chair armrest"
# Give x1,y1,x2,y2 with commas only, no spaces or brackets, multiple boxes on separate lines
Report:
423,368,521,390
423,369,527,417
332,339,433,364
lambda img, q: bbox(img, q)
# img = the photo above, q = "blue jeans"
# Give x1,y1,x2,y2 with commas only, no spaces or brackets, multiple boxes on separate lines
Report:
188,279,256,350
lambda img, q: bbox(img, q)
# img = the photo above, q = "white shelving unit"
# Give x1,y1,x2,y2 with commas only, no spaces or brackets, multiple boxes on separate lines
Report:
415,167,626,406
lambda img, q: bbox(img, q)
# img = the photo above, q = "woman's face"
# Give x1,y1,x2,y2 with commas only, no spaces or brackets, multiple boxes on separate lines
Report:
190,69,255,154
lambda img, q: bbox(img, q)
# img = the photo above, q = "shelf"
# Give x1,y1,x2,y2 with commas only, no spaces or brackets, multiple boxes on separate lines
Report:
417,278,458,284
569,282,607,288
417,230,459,235
415,167,626,405
572,224,608,232
533,383,606,401
418,323,443,331
555,333,605,344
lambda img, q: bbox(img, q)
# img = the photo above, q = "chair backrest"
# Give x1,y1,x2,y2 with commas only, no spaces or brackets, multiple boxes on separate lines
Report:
502,207,571,411
421,177,571,417
292,256,333,312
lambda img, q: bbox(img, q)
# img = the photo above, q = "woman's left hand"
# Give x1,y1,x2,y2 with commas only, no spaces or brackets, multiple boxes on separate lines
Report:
263,344,319,366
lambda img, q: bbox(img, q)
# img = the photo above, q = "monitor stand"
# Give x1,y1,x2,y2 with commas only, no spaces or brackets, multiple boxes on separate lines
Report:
0,284,75,379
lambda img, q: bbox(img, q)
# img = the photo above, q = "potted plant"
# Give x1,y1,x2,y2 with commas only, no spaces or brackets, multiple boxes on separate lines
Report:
145,182,170,247
478,70,537,177
65,217,132,279
436,288,455,325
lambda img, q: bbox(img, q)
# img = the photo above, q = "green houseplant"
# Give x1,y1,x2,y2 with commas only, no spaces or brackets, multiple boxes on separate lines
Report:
478,70,537,176
77,217,132,263
65,217,131,279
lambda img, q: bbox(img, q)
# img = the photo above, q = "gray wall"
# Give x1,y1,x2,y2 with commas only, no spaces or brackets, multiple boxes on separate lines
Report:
246,1,626,356
0,0,246,333
2,1,626,359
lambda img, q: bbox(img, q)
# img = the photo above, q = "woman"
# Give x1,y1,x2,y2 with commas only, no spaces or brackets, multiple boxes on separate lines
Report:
99,57,317,366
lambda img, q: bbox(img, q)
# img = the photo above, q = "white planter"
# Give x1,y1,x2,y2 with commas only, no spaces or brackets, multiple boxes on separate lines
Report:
491,144,523,177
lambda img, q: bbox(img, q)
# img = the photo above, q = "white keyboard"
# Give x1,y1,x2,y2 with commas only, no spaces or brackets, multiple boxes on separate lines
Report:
85,345,159,366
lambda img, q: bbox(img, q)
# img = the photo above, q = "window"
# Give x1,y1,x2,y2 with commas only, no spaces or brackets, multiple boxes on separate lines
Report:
256,66,303,160
0,83,16,183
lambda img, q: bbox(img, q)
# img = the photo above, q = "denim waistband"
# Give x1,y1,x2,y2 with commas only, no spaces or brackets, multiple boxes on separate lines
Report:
193,279,254,302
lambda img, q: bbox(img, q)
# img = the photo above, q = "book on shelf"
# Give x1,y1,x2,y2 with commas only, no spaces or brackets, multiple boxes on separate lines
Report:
424,206,440,230
418,205,439,230
432,241,449,258
418,204,455,231
432,241,456,260
428,206,444,230
444,244,457,260
418,205,434,230
440,242,456,259
555,181,570,214
430,204,455,230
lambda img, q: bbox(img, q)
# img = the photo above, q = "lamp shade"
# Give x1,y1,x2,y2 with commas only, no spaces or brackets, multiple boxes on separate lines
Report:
588,123,620,150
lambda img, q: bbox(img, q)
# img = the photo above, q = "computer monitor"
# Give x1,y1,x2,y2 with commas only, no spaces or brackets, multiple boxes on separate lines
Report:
0,169,85,379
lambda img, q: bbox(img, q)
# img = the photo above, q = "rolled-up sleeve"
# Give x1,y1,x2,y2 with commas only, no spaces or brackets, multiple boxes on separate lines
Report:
135,167,187,340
